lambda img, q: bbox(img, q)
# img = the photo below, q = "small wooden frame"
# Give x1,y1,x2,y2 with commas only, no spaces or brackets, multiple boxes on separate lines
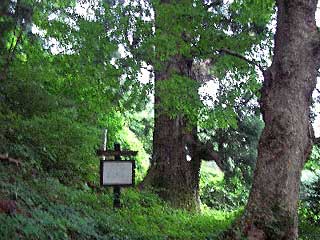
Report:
97,149,138,157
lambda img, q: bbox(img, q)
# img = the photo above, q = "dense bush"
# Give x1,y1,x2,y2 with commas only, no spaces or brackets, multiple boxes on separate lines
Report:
0,93,101,183
0,77,149,184
300,173,320,225
299,219,320,240
200,173,249,211
20,112,101,182
299,146,320,226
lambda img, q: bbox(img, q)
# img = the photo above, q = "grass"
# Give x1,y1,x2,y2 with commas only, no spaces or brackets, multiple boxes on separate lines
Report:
0,164,235,239
0,164,319,239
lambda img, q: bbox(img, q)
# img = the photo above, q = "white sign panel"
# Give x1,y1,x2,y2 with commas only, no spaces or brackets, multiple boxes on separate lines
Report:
101,160,134,186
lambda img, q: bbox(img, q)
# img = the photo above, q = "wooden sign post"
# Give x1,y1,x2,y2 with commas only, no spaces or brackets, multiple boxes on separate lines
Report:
113,144,121,208
97,142,137,209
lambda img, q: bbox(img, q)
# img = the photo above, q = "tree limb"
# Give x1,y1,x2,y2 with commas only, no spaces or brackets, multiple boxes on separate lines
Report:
183,133,225,171
203,0,223,10
141,66,153,73
197,142,225,171
219,48,265,73
314,137,320,146
0,154,22,167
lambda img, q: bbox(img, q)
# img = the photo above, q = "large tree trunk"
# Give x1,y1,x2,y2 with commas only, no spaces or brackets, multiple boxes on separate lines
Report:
140,0,221,210
227,0,319,239
141,55,202,210
140,58,220,210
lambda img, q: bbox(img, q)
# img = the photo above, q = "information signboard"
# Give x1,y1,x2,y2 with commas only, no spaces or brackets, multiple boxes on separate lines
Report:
100,160,135,187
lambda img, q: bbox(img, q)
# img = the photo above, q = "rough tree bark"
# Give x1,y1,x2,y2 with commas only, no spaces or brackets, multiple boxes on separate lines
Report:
140,56,218,210
226,0,320,239
140,0,219,210
141,56,199,209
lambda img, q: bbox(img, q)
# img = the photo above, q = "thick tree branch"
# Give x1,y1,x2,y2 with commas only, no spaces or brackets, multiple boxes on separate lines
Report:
141,66,153,73
198,143,219,161
203,0,223,10
196,142,226,171
183,134,224,170
0,154,22,167
313,136,320,146
219,48,265,73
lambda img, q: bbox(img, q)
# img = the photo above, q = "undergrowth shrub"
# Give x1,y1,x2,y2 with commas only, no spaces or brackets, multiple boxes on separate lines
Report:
2,79,60,118
300,147,320,228
0,80,149,184
299,219,320,240
300,173,320,225
20,111,100,182
201,174,249,211
0,164,235,240
0,108,100,183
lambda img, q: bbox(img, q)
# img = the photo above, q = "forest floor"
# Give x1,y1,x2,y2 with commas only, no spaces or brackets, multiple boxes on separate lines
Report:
0,163,319,240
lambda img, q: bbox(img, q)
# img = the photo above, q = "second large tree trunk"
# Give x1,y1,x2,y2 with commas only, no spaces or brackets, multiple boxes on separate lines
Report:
139,0,205,210
141,56,202,210
228,0,319,239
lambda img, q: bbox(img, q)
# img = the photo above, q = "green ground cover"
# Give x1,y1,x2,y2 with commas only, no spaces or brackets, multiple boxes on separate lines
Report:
0,164,318,240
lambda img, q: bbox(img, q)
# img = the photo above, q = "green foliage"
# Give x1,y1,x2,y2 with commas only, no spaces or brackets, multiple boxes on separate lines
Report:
300,174,320,225
299,219,320,240
299,146,320,225
22,112,100,181
0,0,151,184
118,126,150,182
305,146,320,172
0,164,235,240
200,161,224,188
127,104,154,155
3,1,317,239
2,80,59,118
0,110,100,182
0,162,317,240
200,172,249,211
157,74,202,124
199,113,263,186
106,0,274,132
200,106,239,130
